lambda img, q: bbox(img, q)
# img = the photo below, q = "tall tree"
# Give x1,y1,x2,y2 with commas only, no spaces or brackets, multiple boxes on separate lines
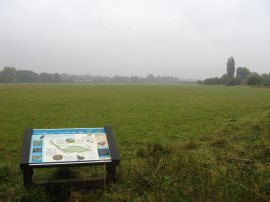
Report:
226,57,235,78
0,70,3,82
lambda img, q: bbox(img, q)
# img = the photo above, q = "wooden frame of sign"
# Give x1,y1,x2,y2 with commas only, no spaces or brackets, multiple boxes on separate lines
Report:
20,126,120,188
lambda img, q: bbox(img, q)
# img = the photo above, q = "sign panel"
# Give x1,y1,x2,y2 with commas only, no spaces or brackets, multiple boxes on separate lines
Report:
29,128,111,165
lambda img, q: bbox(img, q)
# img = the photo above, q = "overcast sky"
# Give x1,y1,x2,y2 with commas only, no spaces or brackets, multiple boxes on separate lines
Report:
0,0,269,78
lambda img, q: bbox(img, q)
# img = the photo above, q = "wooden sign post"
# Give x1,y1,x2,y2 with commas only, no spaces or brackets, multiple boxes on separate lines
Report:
20,126,120,188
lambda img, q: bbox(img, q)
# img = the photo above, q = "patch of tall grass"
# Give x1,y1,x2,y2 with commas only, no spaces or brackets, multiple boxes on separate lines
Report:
108,113,270,201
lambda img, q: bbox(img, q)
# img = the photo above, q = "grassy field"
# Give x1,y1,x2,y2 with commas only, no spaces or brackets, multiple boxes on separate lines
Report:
0,84,269,201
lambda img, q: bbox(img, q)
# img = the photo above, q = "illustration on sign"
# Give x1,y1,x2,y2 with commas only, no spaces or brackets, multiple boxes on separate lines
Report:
29,128,111,164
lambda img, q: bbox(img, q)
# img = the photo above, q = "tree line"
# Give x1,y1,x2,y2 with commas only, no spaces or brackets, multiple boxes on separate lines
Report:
0,66,193,84
199,57,270,86
0,67,62,83
62,73,189,83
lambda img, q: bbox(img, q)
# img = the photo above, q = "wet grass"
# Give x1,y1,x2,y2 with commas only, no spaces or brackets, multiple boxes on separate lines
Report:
0,84,269,201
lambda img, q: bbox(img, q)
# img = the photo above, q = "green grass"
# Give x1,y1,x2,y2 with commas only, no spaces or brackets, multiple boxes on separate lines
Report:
0,84,269,201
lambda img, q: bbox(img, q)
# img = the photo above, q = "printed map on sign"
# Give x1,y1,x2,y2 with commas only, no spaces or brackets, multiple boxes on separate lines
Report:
29,128,111,164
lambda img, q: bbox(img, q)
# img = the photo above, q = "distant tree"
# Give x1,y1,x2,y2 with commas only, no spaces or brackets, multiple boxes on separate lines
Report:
52,73,61,83
60,73,74,83
0,70,3,82
39,72,53,83
226,77,241,86
236,67,250,80
161,76,180,83
204,77,220,85
261,73,270,86
16,70,38,83
220,74,228,84
234,77,241,85
246,73,261,85
1,66,16,83
146,74,155,82
112,75,130,83
226,57,235,78
130,75,139,83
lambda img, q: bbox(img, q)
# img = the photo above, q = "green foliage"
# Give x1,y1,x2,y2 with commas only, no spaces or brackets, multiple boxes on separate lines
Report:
261,73,270,86
16,70,39,83
236,67,251,79
202,57,269,87
52,73,61,83
246,73,262,85
39,72,53,83
0,67,62,83
226,77,241,86
220,73,228,84
204,77,221,85
1,66,16,83
0,66,186,84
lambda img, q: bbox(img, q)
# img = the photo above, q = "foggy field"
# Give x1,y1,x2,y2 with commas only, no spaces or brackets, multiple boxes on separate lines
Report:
1,0,270,200
0,84,270,201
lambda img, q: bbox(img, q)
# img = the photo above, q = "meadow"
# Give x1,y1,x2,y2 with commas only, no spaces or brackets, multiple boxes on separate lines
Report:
0,84,269,201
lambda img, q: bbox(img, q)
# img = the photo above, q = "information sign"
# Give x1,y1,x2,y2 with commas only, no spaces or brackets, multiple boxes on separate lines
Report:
29,128,111,165
20,126,120,187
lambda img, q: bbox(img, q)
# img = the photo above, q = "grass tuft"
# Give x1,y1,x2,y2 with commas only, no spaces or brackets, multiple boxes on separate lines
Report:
0,164,12,181
136,142,172,159
210,138,228,148
184,139,199,150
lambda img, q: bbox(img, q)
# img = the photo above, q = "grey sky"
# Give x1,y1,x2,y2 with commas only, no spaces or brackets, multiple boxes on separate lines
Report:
0,0,269,78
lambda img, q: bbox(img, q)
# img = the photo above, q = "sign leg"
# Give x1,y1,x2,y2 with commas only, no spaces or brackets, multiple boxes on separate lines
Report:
23,167,33,187
106,163,116,183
